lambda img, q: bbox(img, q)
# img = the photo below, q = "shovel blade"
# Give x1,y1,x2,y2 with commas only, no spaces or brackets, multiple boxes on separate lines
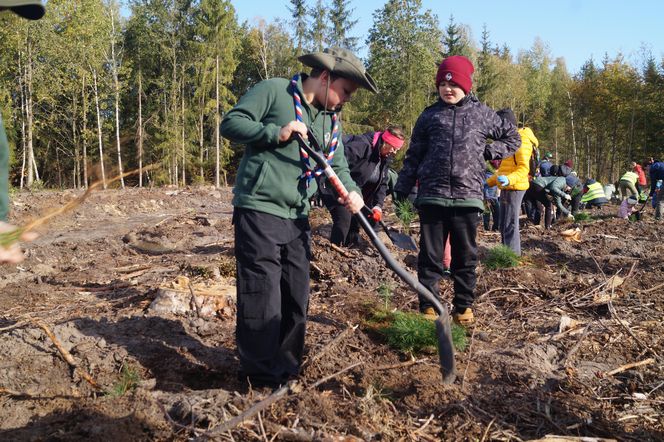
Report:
434,314,457,384
386,229,418,251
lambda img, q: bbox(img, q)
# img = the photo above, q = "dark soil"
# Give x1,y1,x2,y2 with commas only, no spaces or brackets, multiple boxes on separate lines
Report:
0,187,662,441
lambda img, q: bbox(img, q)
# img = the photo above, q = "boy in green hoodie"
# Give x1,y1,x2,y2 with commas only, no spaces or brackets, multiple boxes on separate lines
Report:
220,47,374,387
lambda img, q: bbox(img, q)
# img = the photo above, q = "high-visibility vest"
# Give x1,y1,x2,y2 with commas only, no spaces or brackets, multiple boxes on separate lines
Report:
582,182,605,203
620,171,638,185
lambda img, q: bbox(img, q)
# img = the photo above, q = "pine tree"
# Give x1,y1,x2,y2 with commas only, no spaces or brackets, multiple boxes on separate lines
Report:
442,15,471,58
288,0,308,53
308,0,327,51
328,0,359,51
366,0,441,131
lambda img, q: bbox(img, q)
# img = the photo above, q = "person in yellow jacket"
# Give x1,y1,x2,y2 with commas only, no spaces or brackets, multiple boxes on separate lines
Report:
618,169,639,200
486,112,534,256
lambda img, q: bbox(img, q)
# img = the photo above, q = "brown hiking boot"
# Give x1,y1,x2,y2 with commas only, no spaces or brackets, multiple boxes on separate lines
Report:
452,307,474,326
422,307,437,321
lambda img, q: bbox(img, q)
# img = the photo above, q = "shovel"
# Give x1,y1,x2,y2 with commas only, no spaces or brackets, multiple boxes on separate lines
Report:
295,133,456,384
360,206,418,251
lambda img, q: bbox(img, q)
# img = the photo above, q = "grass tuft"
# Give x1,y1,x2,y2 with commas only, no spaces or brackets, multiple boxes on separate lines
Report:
483,245,520,270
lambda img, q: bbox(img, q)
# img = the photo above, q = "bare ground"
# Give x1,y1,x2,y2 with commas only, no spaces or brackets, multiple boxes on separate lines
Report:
0,187,662,441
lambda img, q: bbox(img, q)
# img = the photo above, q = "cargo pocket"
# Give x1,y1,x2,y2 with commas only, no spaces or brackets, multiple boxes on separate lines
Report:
238,276,268,330
250,161,271,195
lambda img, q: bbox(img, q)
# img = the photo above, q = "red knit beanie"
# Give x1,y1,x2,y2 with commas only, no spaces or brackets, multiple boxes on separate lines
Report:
436,55,474,94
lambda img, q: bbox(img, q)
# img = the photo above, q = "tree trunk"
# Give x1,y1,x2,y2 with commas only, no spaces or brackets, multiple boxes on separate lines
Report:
110,10,124,188
627,108,635,164
608,112,618,183
26,39,35,187
82,74,88,188
72,91,79,188
199,109,204,182
92,69,107,189
181,75,186,187
138,68,143,188
215,55,220,188
567,91,577,169
19,50,26,189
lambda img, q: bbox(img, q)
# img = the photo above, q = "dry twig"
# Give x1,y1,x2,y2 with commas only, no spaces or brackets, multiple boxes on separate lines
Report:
605,358,656,376
195,384,291,441
307,361,364,390
373,357,426,371
35,321,100,390
303,324,357,368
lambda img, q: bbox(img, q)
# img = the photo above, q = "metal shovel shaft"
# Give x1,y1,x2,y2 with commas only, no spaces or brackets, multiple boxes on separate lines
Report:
295,133,456,383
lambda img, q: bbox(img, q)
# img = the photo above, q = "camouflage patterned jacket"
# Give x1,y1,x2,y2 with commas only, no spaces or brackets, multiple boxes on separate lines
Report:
395,96,521,210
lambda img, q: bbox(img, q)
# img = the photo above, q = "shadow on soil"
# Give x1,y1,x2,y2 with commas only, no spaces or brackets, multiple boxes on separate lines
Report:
74,316,241,393
0,409,161,442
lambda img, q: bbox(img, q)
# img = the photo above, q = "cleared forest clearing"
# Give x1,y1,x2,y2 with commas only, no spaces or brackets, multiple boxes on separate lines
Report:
0,187,662,441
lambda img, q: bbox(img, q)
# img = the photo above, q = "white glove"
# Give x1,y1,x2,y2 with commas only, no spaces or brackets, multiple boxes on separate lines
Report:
563,194,572,201
567,213,574,219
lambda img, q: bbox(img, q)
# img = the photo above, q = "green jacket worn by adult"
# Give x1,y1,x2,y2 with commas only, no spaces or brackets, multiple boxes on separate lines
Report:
0,116,9,221
220,75,360,219
532,176,570,216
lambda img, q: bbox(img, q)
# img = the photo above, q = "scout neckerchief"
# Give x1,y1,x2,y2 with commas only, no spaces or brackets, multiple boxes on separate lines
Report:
291,74,339,186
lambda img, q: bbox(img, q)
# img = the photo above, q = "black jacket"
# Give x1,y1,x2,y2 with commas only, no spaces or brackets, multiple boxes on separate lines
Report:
319,132,393,208
395,95,521,203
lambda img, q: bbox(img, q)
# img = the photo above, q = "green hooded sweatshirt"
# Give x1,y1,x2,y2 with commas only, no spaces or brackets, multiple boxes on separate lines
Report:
220,75,359,219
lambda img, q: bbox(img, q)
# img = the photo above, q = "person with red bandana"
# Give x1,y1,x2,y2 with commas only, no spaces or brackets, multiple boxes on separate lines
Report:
318,126,406,246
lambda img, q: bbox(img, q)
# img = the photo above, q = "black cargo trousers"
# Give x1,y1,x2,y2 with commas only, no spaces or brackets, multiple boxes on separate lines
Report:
233,207,311,386
417,205,482,312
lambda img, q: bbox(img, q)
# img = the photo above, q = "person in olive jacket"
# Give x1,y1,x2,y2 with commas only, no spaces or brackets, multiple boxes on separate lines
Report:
220,47,370,388
394,55,521,326
319,126,405,246
0,1,44,264
486,110,536,256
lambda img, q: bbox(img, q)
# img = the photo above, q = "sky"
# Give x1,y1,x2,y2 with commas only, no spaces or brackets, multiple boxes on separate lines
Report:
229,0,664,74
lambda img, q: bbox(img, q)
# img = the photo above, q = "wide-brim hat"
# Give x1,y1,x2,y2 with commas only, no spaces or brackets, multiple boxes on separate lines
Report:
0,0,45,20
298,47,378,94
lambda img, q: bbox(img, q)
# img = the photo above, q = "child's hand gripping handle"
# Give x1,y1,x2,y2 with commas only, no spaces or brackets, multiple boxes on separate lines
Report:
293,133,348,199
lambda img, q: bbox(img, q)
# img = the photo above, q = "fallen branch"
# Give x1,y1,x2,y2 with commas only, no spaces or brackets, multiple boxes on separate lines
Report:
561,325,592,366
608,301,661,361
640,281,664,294
479,286,531,299
35,321,100,390
479,417,496,442
329,242,353,258
605,358,656,376
195,383,291,441
303,324,357,368
372,357,426,371
0,319,31,333
307,361,364,390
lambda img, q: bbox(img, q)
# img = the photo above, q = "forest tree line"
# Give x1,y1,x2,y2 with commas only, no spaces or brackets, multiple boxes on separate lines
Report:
0,0,662,190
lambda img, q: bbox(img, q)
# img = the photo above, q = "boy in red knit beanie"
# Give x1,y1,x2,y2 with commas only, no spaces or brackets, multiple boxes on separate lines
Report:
395,55,521,325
